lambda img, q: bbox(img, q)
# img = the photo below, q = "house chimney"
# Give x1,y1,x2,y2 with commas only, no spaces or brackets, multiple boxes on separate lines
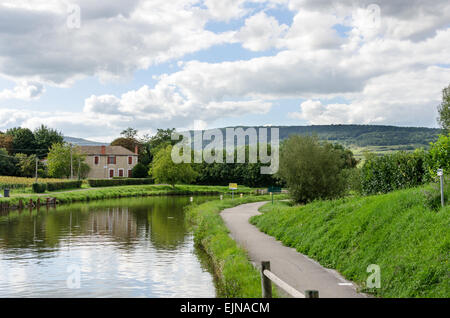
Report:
134,145,138,155
101,145,106,155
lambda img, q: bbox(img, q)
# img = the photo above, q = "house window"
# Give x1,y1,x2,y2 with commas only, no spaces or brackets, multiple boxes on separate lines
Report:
108,156,116,164
118,169,124,177
109,169,114,178
128,169,132,178
94,156,99,165
128,156,132,165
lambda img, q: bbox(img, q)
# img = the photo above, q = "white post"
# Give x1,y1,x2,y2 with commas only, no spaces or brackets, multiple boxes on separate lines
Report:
438,169,444,207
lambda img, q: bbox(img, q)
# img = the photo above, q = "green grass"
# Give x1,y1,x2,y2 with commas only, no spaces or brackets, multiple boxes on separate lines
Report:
185,195,286,298
0,184,256,208
250,184,450,298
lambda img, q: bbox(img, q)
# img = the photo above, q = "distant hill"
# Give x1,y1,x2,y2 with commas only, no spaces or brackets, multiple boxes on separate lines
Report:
189,124,441,147
63,136,109,146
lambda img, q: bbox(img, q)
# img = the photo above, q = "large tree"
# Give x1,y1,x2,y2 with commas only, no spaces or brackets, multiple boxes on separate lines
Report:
6,127,36,155
0,148,17,176
278,135,348,203
110,137,139,153
149,145,197,188
438,84,450,132
34,125,64,158
47,143,89,178
0,133,13,154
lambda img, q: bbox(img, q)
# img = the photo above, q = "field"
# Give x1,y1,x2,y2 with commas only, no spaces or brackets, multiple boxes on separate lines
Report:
0,176,67,190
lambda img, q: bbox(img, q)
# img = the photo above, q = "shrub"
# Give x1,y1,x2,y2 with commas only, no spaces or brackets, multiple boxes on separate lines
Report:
278,135,349,203
88,178,153,187
46,180,82,191
425,133,450,179
32,183,47,193
132,162,149,178
361,150,427,195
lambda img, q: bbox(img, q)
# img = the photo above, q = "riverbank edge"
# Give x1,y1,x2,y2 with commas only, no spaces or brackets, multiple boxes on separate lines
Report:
0,184,255,210
185,195,286,298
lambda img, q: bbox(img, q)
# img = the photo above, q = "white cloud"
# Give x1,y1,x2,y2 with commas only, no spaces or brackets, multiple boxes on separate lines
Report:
1,0,449,136
236,11,288,51
290,66,449,126
0,81,45,100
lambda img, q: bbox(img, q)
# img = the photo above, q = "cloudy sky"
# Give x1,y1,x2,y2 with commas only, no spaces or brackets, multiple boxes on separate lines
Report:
0,0,448,141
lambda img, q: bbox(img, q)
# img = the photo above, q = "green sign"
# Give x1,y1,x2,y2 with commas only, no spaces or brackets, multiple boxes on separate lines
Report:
268,186,281,193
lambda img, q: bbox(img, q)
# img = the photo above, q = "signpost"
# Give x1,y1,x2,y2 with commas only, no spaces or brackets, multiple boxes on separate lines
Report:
437,169,444,207
229,183,238,200
268,186,282,204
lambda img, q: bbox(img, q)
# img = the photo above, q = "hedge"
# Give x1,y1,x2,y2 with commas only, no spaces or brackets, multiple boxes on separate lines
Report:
361,151,427,195
31,180,82,193
88,178,153,187
32,183,47,193
46,180,82,191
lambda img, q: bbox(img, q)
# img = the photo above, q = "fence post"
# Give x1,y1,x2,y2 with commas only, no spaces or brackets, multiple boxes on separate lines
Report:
261,261,272,298
305,290,319,298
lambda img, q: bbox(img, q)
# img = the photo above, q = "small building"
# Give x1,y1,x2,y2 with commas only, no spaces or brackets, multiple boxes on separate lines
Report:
78,145,138,179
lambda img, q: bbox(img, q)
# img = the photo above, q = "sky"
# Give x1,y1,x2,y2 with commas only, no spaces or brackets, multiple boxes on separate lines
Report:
0,0,449,142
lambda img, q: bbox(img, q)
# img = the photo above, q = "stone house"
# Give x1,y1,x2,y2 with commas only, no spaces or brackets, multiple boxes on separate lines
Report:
78,145,138,179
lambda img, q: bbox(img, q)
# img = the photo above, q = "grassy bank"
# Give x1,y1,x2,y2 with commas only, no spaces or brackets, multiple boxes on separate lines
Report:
0,184,255,208
250,184,449,298
186,195,287,298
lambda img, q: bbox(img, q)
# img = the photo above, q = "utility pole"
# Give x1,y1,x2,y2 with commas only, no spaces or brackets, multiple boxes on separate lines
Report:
35,157,38,183
70,143,73,180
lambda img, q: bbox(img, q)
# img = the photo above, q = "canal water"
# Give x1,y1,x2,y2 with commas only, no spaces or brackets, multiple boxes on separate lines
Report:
0,196,217,297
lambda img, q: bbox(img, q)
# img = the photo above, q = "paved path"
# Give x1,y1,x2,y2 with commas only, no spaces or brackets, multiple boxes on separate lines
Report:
221,201,368,298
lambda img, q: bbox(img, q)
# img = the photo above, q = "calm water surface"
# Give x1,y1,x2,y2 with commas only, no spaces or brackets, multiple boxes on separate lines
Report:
0,196,217,297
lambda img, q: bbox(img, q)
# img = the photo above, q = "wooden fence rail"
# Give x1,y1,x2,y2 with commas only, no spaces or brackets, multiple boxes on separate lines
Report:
260,261,319,298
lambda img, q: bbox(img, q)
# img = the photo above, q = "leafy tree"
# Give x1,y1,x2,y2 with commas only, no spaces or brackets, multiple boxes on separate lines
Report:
47,143,90,178
332,143,359,169
0,133,13,154
437,84,450,132
278,135,348,203
33,125,64,158
14,153,37,177
132,162,149,178
0,148,17,176
425,133,450,178
149,145,197,188
121,127,138,139
139,128,177,165
6,127,36,155
111,137,139,153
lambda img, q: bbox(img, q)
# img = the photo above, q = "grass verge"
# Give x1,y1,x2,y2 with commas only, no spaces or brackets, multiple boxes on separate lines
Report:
0,184,255,208
185,195,287,297
250,185,449,298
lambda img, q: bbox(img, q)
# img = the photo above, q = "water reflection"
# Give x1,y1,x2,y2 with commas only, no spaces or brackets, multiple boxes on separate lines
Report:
0,196,217,297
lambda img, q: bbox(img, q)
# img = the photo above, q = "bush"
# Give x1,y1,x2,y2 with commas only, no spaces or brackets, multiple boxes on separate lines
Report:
278,135,349,203
361,151,427,195
46,180,82,191
32,183,47,193
425,133,450,179
132,163,149,178
88,178,153,187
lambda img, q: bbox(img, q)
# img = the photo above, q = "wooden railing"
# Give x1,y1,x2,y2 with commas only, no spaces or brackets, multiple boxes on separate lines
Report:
260,261,319,298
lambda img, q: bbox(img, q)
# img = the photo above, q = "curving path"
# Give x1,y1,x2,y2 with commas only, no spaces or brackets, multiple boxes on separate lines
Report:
221,201,369,298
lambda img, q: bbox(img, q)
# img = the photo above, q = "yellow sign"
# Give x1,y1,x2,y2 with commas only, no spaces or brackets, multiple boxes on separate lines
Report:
229,183,238,190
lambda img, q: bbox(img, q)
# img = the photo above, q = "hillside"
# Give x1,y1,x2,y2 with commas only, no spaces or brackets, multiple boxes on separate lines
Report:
187,124,441,159
250,185,449,297
63,136,108,146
